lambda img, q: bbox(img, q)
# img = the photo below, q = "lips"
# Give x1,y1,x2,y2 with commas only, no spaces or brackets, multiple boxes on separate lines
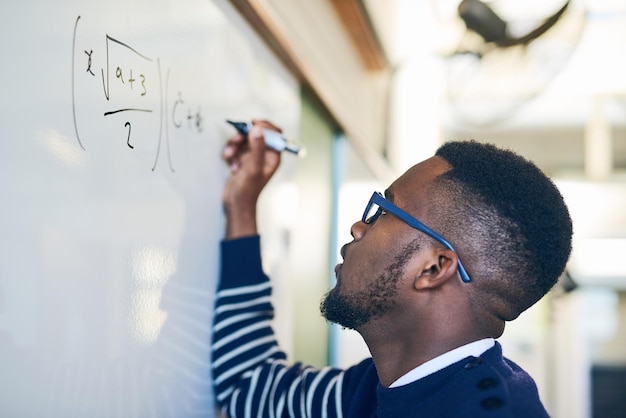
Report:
334,263,342,276
340,243,348,259
335,243,348,279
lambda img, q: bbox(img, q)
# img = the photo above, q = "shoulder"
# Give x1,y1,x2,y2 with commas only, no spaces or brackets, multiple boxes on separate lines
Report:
458,342,550,417
375,343,549,417
341,358,380,416
335,357,378,396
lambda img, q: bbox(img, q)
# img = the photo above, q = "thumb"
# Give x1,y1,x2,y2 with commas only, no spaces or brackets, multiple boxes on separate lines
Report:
248,125,281,180
248,125,268,166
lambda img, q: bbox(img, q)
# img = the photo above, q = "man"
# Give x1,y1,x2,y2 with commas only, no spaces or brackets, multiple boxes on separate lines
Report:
212,120,572,417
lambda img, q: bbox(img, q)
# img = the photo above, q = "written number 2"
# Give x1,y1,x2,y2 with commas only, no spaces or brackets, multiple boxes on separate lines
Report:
125,122,133,149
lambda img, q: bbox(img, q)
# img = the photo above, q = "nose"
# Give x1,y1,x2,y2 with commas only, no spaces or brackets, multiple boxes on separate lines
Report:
350,219,368,241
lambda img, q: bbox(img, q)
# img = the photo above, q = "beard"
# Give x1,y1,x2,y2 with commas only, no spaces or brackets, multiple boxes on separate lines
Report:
320,239,420,330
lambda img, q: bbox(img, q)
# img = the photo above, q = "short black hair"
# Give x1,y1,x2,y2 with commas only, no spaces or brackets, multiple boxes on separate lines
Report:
433,140,572,319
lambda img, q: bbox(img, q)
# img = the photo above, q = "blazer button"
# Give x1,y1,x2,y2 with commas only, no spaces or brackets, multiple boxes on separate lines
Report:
463,358,483,369
481,397,504,410
477,377,499,390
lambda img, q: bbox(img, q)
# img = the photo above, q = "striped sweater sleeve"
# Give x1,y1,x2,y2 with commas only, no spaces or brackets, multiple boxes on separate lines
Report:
211,236,346,418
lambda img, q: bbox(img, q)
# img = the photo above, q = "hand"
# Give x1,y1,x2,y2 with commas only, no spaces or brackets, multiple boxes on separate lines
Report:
222,119,282,239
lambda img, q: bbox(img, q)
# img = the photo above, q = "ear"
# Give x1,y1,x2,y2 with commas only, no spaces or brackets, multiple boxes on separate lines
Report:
413,249,460,291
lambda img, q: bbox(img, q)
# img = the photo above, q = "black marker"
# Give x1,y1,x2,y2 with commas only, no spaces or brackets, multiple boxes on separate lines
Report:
226,120,305,156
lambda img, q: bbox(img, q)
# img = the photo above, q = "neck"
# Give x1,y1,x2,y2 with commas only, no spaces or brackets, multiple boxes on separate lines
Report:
358,319,484,387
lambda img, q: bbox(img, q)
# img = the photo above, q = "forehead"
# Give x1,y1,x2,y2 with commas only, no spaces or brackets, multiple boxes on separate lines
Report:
387,156,451,207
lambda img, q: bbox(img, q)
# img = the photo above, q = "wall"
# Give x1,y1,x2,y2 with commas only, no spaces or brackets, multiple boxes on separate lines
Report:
287,92,336,367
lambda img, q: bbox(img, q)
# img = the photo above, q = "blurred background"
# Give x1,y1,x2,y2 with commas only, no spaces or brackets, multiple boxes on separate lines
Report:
248,1,626,417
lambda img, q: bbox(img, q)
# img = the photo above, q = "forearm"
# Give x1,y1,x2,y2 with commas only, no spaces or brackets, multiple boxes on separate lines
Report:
211,237,348,417
212,237,283,404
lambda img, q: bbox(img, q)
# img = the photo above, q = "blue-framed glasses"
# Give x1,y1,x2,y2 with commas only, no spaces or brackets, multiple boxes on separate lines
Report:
362,192,472,283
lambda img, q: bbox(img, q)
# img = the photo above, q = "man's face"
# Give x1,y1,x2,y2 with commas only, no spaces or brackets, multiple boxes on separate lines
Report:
320,238,421,330
320,157,451,330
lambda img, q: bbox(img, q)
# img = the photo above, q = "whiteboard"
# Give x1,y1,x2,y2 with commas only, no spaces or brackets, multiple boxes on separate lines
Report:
0,0,299,416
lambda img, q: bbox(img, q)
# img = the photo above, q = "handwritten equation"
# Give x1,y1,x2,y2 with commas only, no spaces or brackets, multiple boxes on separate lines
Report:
71,15,204,172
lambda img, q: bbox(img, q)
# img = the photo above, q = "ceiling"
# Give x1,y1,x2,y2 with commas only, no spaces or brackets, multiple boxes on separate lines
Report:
365,0,626,177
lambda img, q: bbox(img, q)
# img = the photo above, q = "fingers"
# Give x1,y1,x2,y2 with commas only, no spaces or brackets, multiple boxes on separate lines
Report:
223,132,247,172
248,124,282,179
223,120,283,174
249,120,282,175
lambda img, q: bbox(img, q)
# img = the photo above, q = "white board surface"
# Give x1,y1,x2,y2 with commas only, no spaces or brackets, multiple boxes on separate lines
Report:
0,0,299,416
